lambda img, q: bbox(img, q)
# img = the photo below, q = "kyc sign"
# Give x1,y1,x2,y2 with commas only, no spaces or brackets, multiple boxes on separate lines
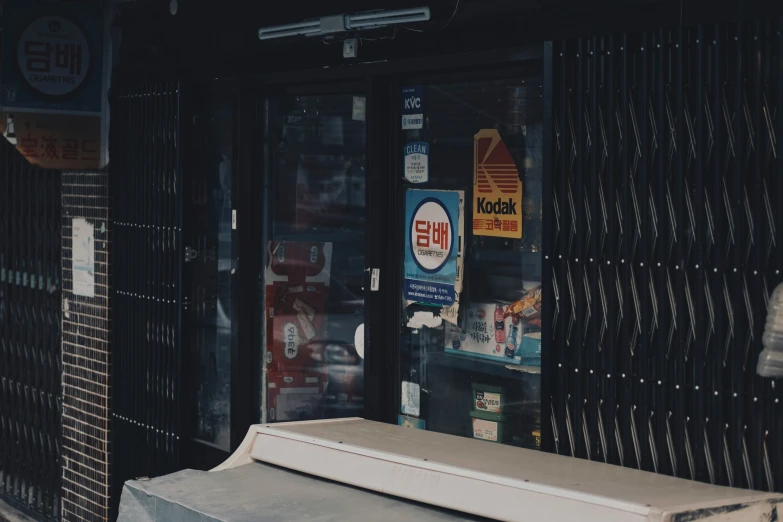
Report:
401,85,424,130
17,17,91,98
404,189,460,306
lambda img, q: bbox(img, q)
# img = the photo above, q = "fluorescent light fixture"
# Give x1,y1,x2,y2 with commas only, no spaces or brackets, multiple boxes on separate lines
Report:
259,7,430,41
345,7,430,30
258,20,322,40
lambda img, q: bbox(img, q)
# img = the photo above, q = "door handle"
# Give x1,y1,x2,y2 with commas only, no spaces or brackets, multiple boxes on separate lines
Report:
185,246,199,263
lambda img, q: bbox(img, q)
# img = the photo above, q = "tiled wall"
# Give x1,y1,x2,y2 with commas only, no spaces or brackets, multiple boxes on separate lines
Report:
61,171,110,522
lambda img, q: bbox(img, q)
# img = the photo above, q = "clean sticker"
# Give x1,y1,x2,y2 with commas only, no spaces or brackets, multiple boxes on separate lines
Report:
404,141,429,183
401,86,424,130
403,190,460,306
352,96,366,121
473,129,523,239
401,381,421,417
72,218,95,297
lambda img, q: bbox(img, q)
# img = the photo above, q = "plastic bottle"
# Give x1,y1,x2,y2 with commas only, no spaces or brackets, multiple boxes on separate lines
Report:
505,323,519,359
756,283,783,378
494,304,506,343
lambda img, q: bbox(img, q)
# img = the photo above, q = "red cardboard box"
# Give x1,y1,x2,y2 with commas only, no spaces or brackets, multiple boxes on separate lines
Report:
265,241,333,373
267,371,328,422
265,241,332,286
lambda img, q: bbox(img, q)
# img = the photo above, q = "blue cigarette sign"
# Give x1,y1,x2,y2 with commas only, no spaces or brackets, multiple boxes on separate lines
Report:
404,190,459,306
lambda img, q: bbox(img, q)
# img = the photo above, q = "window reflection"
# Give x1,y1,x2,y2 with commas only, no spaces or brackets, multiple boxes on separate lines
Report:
189,92,234,450
399,75,543,449
263,95,366,423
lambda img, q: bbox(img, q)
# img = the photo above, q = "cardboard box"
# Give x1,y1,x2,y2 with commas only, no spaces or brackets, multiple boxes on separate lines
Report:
267,371,328,423
445,302,542,365
445,302,520,364
265,241,332,286
265,282,330,373
265,241,333,373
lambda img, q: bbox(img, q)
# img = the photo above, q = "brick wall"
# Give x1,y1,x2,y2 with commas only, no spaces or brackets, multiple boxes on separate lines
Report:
60,171,110,522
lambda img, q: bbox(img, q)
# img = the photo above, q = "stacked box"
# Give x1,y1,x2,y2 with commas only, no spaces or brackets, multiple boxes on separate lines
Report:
265,241,333,421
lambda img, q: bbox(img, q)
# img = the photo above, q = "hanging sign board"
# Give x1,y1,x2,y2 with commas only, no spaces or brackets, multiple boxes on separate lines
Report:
1,3,106,114
0,2,110,169
1,111,100,170
403,141,429,183
401,85,424,130
72,218,95,298
472,129,523,239
404,189,460,306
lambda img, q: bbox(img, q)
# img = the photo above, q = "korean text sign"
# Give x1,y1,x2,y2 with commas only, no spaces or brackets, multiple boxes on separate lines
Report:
7,112,100,170
404,189,460,306
1,3,105,113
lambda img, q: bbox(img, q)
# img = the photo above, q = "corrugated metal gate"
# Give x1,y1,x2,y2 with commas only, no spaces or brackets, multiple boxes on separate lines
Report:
110,83,183,518
546,19,783,491
0,138,62,519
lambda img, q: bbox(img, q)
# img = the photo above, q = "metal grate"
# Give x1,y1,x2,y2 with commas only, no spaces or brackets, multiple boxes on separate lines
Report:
547,20,783,491
0,137,62,519
110,83,183,518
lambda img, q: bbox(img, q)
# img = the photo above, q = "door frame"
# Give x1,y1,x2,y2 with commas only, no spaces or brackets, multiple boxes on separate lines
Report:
180,78,242,470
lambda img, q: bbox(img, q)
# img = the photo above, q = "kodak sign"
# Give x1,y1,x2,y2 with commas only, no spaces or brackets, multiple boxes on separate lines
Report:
472,129,523,239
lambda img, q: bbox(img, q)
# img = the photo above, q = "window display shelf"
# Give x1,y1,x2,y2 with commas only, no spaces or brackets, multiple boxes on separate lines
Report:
426,351,540,380
470,248,542,265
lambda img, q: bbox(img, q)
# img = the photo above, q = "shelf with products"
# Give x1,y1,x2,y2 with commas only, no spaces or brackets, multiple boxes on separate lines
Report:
470,248,542,265
426,350,540,380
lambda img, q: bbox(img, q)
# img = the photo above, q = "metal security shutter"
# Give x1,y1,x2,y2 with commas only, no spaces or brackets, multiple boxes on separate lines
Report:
547,20,783,491
0,138,62,519
110,84,183,517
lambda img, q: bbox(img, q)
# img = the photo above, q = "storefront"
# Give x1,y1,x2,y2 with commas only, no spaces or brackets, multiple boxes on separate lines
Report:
168,46,548,470
106,1,783,518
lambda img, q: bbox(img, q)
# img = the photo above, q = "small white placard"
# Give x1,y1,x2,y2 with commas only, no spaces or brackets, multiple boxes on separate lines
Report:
370,268,380,291
404,142,429,183
72,218,95,298
401,381,421,417
352,96,366,122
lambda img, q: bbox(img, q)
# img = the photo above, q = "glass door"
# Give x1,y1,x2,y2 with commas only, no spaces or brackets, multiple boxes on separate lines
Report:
260,91,367,423
182,85,237,466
